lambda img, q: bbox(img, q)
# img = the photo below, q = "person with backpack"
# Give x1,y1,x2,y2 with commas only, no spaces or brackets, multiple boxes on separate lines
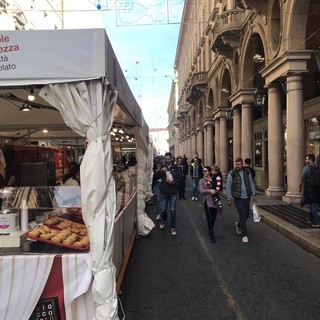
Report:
298,154,320,227
226,157,257,243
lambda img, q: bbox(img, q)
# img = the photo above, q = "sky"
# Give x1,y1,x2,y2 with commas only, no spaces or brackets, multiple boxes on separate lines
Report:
89,0,184,129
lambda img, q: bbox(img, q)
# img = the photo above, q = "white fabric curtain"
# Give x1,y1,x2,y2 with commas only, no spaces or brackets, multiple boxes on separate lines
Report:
134,128,155,236
40,79,119,320
62,254,95,319
0,255,55,320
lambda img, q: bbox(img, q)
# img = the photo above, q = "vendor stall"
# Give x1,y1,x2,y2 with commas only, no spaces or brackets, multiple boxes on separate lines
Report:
0,28,154,320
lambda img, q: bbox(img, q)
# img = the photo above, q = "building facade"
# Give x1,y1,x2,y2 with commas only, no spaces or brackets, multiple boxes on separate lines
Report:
170,0,320,203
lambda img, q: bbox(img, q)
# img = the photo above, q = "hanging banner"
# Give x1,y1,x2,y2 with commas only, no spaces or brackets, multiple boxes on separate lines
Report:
0,29,106,85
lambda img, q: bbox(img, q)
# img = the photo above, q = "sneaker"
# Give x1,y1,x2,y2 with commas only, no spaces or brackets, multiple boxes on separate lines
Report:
160,222,166,229
191,197,195,200
171,228,177,236
312,223,320,228
235,222,242,235
156,214,161,221
242,236,249,243
195,197,198,201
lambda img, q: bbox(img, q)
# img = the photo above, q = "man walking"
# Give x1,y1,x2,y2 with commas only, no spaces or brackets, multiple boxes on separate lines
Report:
159,152,180,236
226,157,257,243
190,157,203,200
244,158,256,182
177,157,187,200
298,154,320,227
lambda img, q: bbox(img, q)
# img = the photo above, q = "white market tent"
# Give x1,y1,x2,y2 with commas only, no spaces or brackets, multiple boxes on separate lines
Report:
0,28,154,319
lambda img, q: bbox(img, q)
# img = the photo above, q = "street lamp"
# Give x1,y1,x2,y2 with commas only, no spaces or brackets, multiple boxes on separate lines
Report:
253,88,267,107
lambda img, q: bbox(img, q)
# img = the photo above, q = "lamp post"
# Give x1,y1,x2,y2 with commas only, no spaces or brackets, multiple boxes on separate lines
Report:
253,88,267,107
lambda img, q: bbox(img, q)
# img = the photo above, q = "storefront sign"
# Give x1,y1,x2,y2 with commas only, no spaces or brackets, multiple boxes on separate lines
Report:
0,29,106,85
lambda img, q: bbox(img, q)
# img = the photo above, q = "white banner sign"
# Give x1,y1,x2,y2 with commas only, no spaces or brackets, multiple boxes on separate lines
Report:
0,28,106,85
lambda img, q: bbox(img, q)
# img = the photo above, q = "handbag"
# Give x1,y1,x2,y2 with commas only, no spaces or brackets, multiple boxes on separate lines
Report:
252,203,261,222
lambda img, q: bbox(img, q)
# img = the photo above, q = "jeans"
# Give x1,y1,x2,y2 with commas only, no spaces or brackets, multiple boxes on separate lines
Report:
192,178,200,197
204,200,217,236
161,193,177,228
177,179,186,199
153,182,161,216
310,203,320,224
234,198,251,236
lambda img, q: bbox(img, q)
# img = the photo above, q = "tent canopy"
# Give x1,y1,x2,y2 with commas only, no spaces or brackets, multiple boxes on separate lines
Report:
0,28,148,147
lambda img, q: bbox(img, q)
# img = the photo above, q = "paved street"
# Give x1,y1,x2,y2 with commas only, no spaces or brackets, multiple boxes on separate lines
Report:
118,184,320,320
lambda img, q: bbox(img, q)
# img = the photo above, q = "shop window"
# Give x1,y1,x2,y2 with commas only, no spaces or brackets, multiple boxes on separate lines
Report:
308,117,320,157
254,131,263,167
255,142,263,167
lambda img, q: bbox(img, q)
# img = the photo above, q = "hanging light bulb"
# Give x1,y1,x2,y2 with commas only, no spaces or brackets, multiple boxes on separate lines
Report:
28,89,35,101
20,103,31,111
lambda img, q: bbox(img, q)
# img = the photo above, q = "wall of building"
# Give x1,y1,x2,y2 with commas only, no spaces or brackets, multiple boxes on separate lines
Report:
172,0,320,202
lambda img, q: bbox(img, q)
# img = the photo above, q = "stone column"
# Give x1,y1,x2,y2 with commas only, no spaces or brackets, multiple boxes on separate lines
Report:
233,108,241,159
198,128,204,161
207,123,214,166
283,74,305,204
241,102,253,160
191,132,196,158
220,116,228,177
266,84,286,197
214,118,220,166
203,126,207,165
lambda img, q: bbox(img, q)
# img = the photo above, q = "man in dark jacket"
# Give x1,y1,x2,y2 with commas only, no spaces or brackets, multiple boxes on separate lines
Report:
190,157,203,200
298,154,320,227
226,157,257,243
159,152,180,236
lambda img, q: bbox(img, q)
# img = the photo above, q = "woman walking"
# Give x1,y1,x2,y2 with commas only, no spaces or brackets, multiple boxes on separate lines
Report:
199,166,219,243
152,162,162,220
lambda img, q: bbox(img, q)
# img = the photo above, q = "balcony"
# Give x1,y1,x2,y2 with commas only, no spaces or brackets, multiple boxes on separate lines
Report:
185,71,208,104
216,9,246,34
212,9,250,52
190,71,208,88
178,104,191,115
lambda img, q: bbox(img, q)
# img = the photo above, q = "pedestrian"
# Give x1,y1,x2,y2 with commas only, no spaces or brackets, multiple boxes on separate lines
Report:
199,166,219,243
298,154,320,227
190,157,203,200
244,158,256,182
152,162,162,220
159,152,180,236
226,157,257,243
191,152,202,165
177,157,187,200
211,165,223,208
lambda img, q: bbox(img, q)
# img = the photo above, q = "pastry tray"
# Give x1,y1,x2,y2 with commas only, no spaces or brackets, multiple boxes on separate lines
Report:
43,217,88,236
25,226,89,252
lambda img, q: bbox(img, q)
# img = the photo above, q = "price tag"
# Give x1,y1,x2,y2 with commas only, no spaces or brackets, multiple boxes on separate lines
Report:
29,297,61,320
